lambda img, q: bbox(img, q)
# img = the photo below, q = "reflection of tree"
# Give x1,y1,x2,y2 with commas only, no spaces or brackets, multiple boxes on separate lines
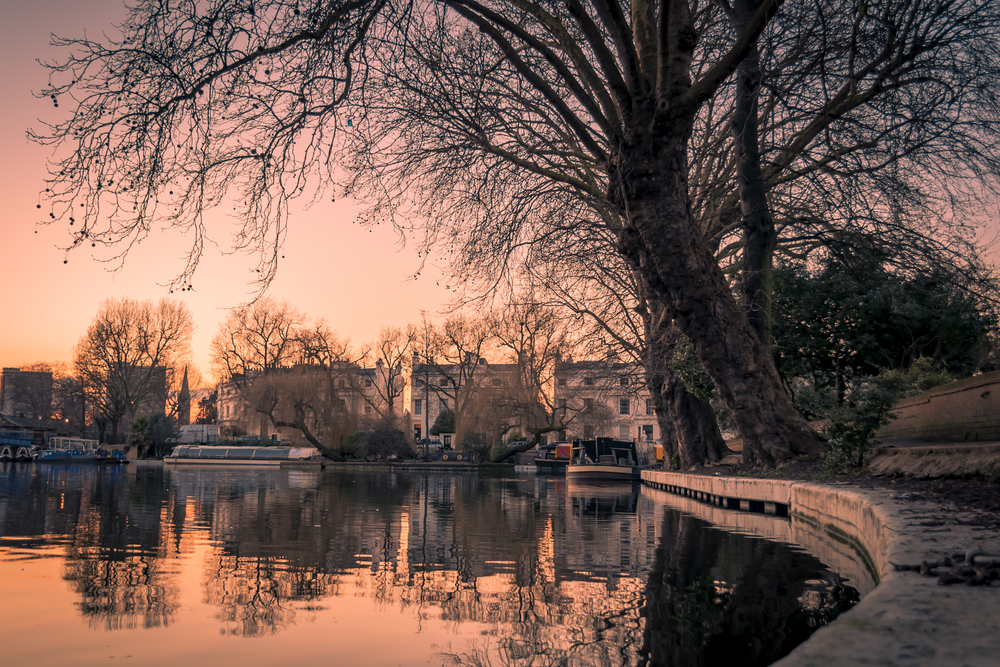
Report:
64,553,178,630
59,468,180,631
1,465,858,658
204,554,322,637
639,510,859,667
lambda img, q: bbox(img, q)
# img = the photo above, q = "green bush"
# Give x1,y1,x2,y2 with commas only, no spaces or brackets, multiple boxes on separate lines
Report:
825,372,904,473
351,420,412,459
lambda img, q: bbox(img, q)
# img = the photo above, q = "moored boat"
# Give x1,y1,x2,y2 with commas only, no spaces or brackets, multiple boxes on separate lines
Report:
164,444,322,466
565,438,655,481
34,437,127,463
534,441,571,475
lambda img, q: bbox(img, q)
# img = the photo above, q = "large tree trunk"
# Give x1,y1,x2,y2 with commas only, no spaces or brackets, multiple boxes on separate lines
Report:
732,0,778,347
644,301,728,469
663,373,729,470
491,439,535,464
622,132,821,467
733,42,778,348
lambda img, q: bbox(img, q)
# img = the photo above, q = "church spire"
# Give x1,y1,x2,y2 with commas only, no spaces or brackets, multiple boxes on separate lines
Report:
178,366,191,426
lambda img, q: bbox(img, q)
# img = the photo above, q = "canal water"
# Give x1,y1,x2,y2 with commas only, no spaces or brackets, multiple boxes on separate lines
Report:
0,464,860,667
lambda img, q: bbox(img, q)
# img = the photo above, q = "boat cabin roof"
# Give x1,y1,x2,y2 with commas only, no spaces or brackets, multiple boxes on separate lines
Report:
168,445,319,460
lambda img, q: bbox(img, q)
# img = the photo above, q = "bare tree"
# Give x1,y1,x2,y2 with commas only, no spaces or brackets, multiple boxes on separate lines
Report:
361,325,416,425
74,298,193,443
50,0,1000,463
414,314,497,451
486,300,577,460
212,299,366,458
701,0,1000,348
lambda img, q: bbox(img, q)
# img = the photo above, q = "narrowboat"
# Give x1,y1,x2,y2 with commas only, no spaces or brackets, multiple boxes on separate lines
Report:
534,441,571,474
565,438,655,481
164,445,322,466
34,437,127,463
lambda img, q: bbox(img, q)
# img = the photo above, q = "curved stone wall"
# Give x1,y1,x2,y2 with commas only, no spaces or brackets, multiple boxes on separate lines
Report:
642,470,1000,666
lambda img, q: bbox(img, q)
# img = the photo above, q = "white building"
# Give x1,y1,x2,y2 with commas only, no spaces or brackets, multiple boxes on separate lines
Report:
552,359,659,442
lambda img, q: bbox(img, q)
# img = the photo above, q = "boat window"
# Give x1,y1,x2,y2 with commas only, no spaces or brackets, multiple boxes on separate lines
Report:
254,448,287,459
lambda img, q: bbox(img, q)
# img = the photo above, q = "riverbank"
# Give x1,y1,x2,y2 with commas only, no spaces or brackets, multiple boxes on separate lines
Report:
642,468,1000,666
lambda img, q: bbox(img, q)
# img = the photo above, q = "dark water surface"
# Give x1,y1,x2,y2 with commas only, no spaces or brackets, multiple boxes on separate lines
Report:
0,463,858,666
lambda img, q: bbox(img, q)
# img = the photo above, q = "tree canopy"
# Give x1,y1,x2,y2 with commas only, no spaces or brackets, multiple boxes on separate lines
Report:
34,0,1000,465
774,254,998,404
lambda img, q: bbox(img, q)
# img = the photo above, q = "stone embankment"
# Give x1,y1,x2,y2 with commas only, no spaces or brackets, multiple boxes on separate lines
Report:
868,439,1000,479
643,469,1000,666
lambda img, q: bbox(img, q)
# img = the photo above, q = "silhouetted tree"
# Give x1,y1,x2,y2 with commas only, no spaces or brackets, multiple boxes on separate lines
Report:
75,298,193,443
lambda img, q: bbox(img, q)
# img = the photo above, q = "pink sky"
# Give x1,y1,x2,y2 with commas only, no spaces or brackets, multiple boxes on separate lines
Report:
0,0,453,384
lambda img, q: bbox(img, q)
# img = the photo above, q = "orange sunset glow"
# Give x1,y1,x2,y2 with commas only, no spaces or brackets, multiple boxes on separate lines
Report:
0,0,452,380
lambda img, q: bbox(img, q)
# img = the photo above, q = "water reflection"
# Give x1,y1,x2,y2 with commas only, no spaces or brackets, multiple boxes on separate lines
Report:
0,464,858,666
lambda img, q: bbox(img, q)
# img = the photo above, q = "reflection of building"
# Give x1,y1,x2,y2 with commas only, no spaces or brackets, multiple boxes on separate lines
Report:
553,359,660,442
1,367,53,419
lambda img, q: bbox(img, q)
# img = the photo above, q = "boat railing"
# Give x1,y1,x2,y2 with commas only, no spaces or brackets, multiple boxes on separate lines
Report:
48,437,100,452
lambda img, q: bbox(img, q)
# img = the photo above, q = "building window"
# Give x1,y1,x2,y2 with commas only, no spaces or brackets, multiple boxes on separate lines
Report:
645,399,654,415
619,425,630,440
365,378,373,387
583,376,594,386
583,398,593,412
557,377,567,386
492,378,502,386
414,399,422,415
620,376,629,387
364,405,372,415
338,379,346,388
642,425,654,441
558,398,567,410
583,425,595,439
619,397,629,415
439,377,448,387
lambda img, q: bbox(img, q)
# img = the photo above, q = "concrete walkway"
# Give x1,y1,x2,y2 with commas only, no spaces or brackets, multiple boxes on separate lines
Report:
642,469,1000,666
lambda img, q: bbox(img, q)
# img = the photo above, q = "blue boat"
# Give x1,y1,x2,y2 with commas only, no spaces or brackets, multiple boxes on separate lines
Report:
34,437,127,464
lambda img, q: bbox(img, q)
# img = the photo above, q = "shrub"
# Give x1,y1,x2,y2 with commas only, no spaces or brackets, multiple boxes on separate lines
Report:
351,419,412,460
825,372,906,473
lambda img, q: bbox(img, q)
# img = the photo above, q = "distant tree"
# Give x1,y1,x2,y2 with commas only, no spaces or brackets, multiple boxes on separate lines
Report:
211,296,302,440
147,413,177,458
350,418,411,460
51,368,87,436
361,325,416,425
212,298,366,459
75,298,193,443
195,390,218,425
415,315,495,448
128,416,150,453
490,301,574,443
